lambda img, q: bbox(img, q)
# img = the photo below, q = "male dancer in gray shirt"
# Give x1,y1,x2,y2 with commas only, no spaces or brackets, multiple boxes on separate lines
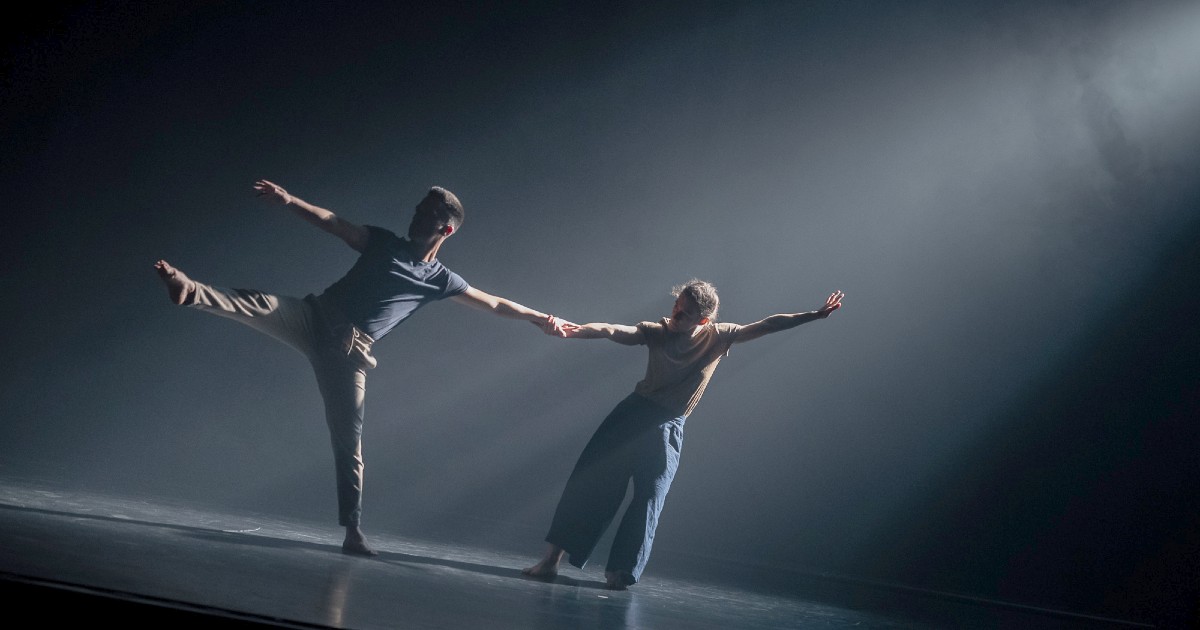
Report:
156,180,567,556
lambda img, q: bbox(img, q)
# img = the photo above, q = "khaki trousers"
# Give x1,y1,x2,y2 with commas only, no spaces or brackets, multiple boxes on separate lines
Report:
188,282,375,526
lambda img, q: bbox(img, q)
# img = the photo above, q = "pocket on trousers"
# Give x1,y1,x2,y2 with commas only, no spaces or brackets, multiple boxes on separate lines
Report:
333,326,378,370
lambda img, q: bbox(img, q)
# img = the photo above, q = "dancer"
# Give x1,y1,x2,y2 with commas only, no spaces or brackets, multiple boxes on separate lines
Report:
156,180,568,556
523,280,842,589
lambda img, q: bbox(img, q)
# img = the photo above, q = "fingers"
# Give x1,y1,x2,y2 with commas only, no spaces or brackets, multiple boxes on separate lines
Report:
253,179,285,198
822,290,843,317
548,318,580,338
543,315,570,337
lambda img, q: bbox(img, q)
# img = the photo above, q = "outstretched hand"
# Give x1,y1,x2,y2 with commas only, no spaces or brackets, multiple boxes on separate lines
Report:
254,179,292,205
817,290,844,318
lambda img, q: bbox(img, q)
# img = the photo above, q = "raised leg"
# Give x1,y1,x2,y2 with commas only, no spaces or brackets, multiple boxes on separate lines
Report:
154,260,196,305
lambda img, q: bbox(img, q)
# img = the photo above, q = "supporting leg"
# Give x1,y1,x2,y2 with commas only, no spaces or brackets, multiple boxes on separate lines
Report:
312,355,374,557
543,409,639,570
521,543,565,579
605,420,683,587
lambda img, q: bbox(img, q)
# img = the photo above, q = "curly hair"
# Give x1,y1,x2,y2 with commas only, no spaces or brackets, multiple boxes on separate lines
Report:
671,279,719,321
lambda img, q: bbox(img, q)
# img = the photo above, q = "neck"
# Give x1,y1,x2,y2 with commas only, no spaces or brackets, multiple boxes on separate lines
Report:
408,236,444,262
667,319,705,338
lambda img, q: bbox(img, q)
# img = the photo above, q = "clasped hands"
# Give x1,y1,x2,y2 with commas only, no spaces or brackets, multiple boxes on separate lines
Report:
541,315,580,338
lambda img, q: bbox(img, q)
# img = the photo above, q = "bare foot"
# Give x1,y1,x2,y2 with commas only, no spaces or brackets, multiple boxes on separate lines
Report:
521,558,559,579
341,540,379,557
521,543,564,579
154,260,195,305
605,571,633,591
341,526,379,557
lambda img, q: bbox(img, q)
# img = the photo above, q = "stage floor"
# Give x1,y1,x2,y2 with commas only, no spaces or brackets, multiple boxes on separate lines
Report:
0,479,1142,629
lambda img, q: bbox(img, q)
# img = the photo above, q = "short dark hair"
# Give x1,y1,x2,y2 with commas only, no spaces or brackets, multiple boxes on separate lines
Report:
671,279,719,321
428,186,464,229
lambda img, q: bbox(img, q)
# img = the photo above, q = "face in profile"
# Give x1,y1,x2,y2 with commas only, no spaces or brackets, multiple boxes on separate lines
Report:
407,197,453,240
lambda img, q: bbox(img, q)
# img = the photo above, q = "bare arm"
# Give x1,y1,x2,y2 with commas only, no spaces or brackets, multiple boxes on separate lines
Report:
450,286,571,336
733,290,843,344
562,322,645,346
254,180,369,252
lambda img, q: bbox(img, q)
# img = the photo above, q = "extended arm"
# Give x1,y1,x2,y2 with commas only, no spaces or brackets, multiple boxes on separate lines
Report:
733,290,843,344
562,322,645,346
450,287,571,336
254,179,369,252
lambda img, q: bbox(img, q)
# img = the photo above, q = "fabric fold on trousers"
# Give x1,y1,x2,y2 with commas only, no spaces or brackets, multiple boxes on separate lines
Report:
188,282,372,526
545,393,686,584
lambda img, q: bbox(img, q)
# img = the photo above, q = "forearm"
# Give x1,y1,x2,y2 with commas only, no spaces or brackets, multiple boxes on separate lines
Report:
450,288,555,328
485,296,549,323
285,197,338,231
755,311,824,333
571,323,642,344
276,193,367,250
571,323,621,339
736,311,824,344
736,291,842,344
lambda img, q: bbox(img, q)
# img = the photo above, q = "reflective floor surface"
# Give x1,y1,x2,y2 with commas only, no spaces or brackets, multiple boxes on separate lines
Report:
0,479,1148,629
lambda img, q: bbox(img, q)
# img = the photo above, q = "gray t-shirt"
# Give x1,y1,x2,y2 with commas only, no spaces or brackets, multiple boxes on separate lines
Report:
319,226,469,340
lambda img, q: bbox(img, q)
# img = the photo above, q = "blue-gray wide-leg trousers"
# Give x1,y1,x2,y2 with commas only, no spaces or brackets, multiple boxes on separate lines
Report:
546,393,686,584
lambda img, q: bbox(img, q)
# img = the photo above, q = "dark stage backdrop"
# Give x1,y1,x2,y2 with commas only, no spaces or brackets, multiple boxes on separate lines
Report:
3,1,1198,626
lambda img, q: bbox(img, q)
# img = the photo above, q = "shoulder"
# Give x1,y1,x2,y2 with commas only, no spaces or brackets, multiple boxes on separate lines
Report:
363,225,392,236
637,319,666,333
714,322,743,335
708,322,744,347
441,269,470,295
428,254,465,283
362,225,399,248
637,319,667,344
